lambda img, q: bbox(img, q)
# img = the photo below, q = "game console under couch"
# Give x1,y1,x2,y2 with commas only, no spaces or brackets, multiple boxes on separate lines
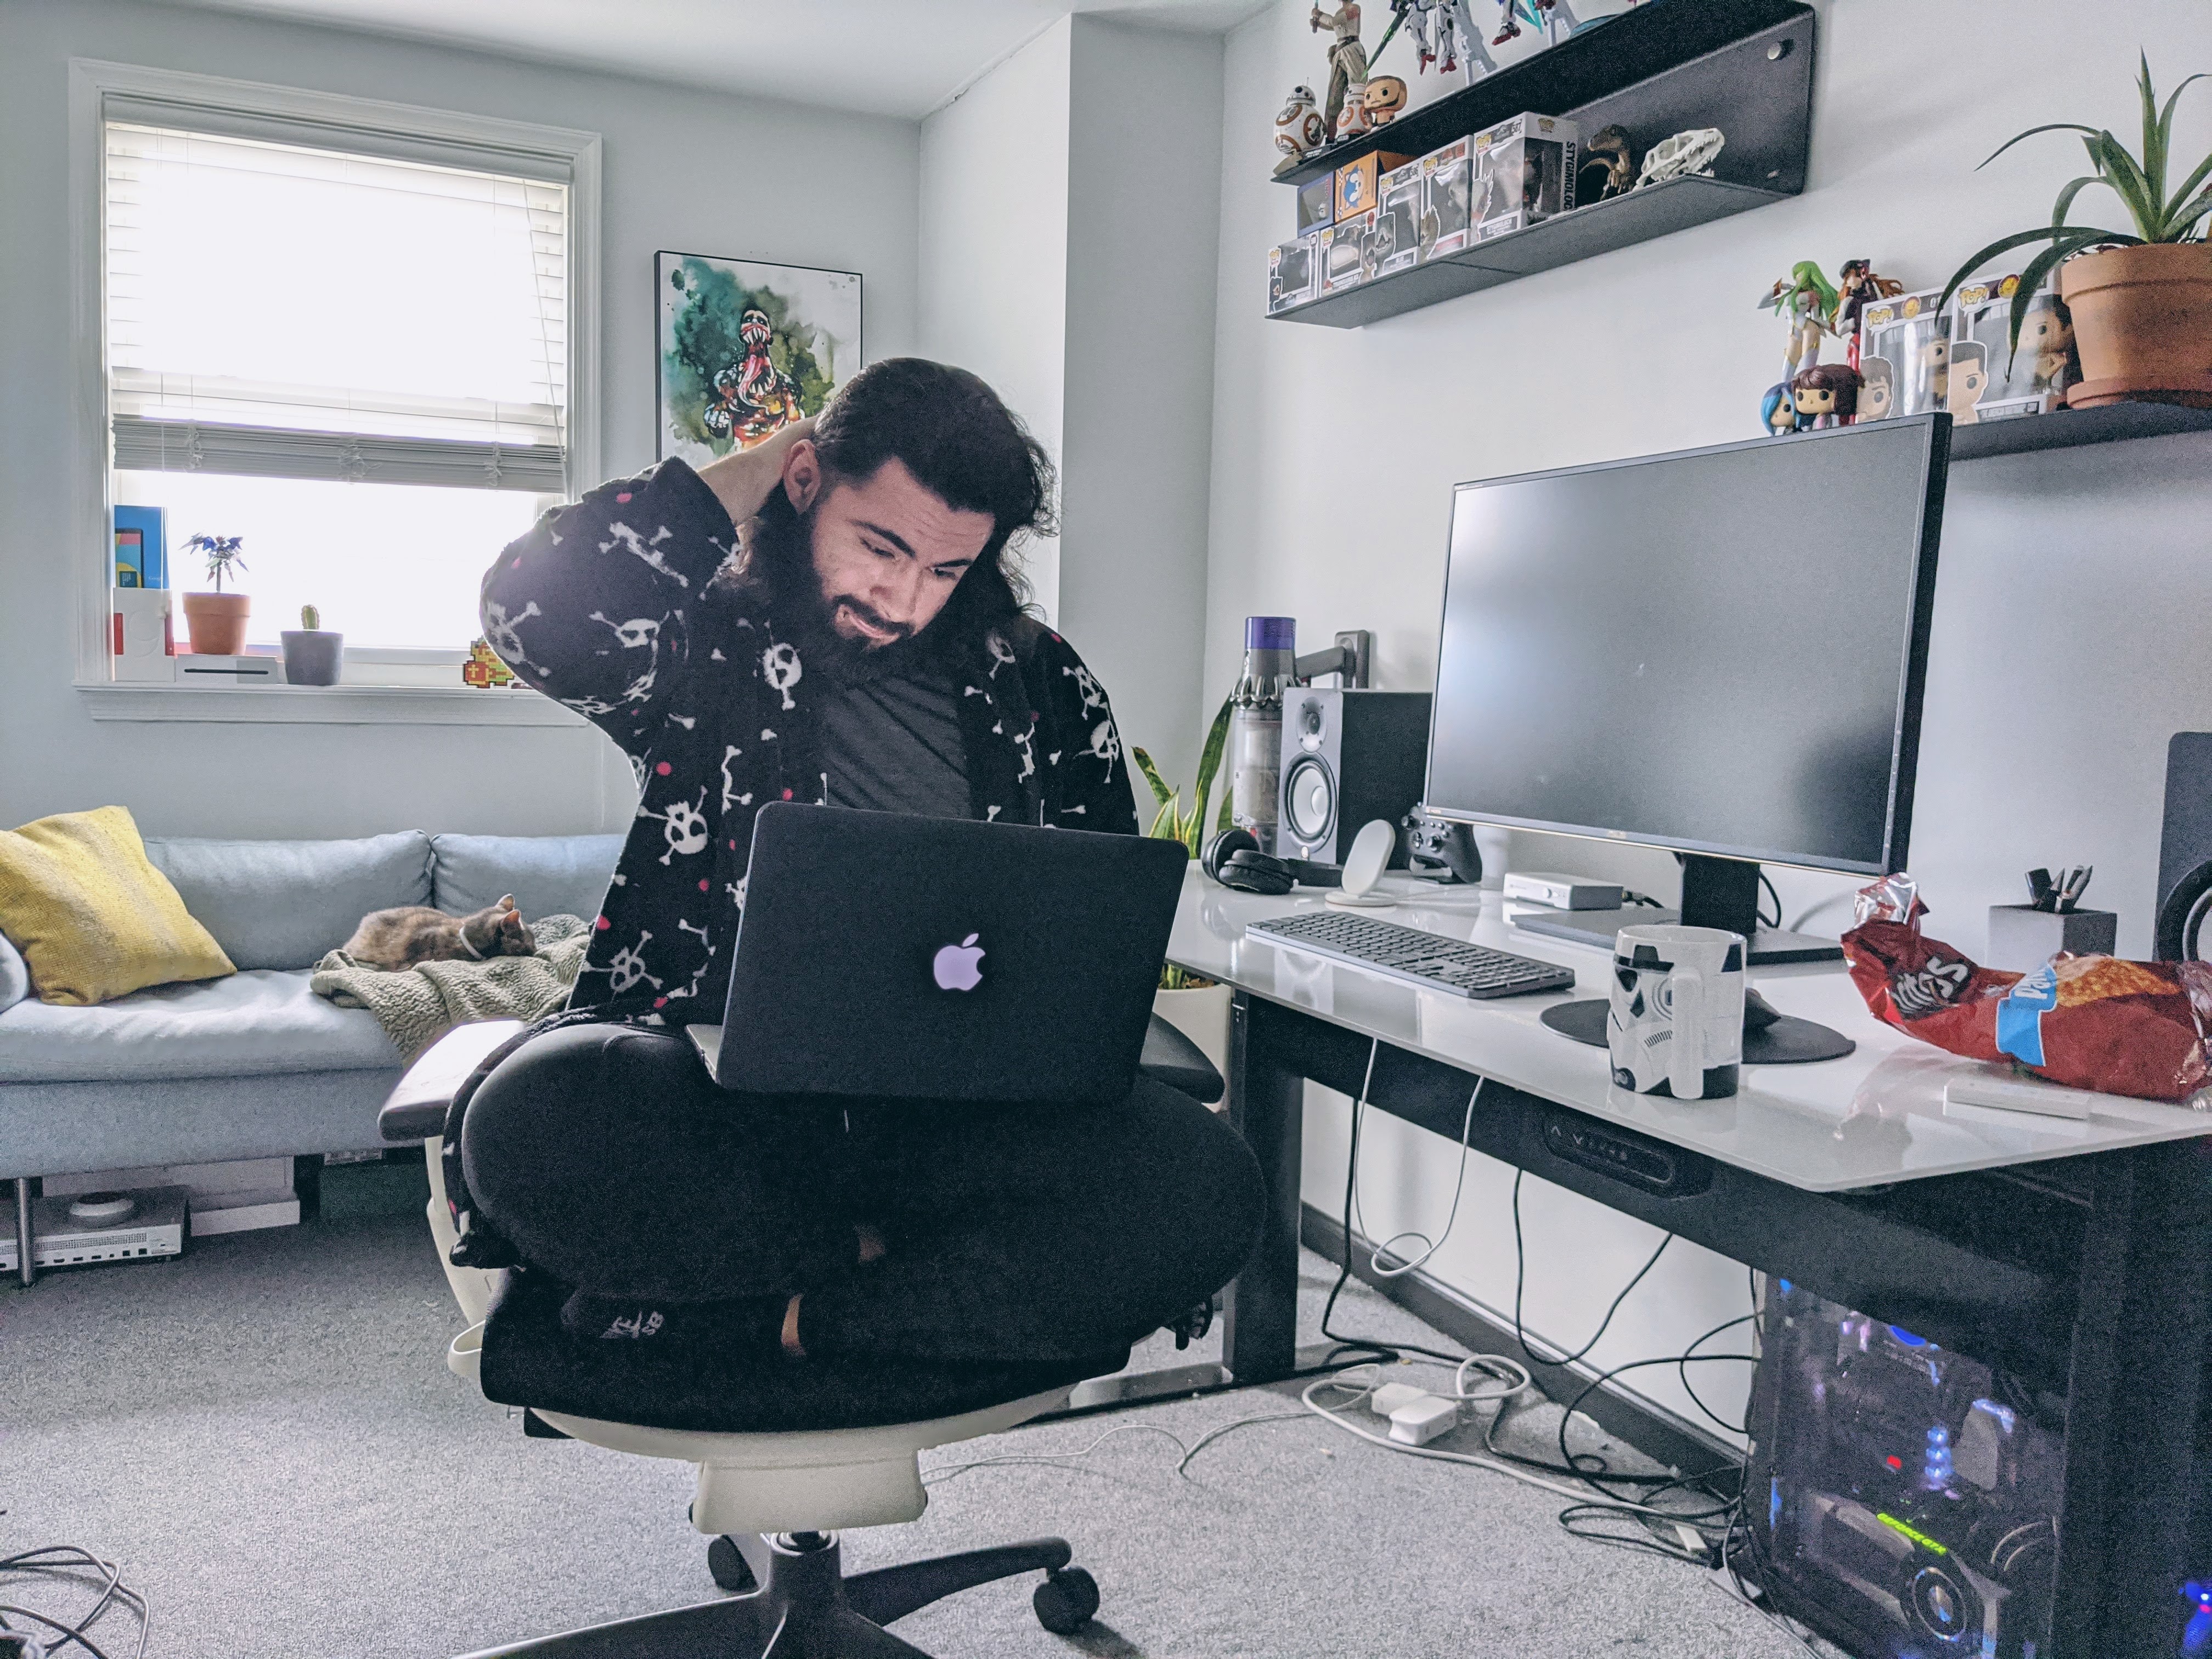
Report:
0,829,622,1280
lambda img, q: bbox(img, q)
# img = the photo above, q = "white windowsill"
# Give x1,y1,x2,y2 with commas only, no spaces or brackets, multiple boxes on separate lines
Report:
78,680,587,726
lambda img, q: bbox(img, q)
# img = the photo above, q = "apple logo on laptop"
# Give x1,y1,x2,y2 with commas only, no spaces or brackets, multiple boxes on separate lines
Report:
932,933,985,992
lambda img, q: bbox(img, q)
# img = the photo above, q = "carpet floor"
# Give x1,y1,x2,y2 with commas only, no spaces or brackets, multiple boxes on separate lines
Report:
2,1160,1831,1658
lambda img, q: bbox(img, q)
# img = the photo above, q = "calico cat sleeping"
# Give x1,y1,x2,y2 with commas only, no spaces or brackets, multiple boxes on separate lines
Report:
342,894,535,972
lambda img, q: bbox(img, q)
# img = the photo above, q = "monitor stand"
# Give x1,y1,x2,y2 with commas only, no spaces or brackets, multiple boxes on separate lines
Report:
1509,853,1844,966
1520,855,1857,1065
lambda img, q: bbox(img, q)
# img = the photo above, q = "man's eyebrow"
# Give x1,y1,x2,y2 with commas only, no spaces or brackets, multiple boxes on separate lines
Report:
854,520,919,558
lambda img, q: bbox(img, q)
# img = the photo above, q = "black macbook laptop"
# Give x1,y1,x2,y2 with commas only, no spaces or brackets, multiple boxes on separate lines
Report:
688,803,1188,1105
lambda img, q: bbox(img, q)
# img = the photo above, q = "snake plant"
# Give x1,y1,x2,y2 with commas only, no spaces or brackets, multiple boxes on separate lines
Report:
1133,697,1233,992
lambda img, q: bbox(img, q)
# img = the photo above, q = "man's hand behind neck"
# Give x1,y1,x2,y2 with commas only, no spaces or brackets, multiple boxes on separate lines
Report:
694,418,816,531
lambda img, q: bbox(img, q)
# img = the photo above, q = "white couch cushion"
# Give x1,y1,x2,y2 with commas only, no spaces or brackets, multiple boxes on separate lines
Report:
0,969,401,1083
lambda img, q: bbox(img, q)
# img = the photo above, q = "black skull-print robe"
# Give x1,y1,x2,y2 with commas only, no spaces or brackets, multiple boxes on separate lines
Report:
481,458,1139,1026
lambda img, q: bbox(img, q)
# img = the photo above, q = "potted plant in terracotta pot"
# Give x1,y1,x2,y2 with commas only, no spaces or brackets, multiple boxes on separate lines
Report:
179,533,251,655
1942,54,2212,408
1134,698,1234,1087
281,604,343,686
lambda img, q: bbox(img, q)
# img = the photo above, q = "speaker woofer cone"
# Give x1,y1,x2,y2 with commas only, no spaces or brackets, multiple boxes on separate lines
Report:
1283,755,1336,848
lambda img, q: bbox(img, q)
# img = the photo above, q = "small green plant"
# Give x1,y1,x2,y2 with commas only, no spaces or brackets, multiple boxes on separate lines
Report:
300,604,321,630
1941,53,2212,351
1133,697,1234,992
183,533,247,592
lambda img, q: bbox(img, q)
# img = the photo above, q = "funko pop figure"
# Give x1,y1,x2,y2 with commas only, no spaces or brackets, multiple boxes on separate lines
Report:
1857,357,1897,421
1791,362,1862,429
1946,341,1990,424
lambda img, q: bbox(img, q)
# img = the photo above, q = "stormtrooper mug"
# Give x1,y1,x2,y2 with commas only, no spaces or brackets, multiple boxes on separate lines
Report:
1607,924,1747,1100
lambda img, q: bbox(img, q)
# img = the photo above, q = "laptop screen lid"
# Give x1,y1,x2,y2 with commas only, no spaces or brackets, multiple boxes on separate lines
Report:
708,803,1187,1105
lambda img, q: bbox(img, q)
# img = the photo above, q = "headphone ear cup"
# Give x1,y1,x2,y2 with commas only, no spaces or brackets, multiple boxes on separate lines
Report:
1204,827,1261,884
1220,849,1295,896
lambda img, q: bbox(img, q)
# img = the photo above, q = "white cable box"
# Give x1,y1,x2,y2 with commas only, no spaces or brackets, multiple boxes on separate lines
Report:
1500,872,1625,910
0,1185,187,1272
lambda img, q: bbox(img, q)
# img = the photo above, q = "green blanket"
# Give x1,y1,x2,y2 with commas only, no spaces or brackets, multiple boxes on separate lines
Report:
310,914,590,1064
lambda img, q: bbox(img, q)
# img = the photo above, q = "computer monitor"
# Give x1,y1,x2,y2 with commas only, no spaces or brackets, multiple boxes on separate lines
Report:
1426,416,1950,967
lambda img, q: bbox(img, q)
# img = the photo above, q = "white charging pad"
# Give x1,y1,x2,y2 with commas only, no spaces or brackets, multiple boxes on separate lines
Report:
1325,820,1398,910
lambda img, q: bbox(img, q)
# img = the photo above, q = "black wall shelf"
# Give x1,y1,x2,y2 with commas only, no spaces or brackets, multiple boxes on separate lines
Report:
1269,0,1814,328
1949,401,2212,461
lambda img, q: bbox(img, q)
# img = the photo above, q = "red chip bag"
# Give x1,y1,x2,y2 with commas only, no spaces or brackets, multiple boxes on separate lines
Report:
1841,874,2212,1103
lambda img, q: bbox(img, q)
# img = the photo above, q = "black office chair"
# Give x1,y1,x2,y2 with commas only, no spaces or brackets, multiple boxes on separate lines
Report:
380,1015,1225,1658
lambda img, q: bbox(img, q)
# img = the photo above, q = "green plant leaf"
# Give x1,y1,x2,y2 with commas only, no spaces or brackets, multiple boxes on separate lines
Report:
1979,122,2103,171
1216,777,1235,836
2140,52,2166,207
1131,746,1175,810
2091,130,2162,239
1192,696,1233,854
2051,174,2102,228
1940,225,2125,315
1146,791,1182,842
2009,230,2126,351
2164,145,2212,233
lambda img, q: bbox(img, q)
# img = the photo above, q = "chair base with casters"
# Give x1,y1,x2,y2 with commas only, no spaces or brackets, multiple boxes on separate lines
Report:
383,1019,1224,1658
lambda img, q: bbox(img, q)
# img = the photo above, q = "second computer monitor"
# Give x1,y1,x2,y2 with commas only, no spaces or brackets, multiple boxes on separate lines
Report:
1426,417,1949,959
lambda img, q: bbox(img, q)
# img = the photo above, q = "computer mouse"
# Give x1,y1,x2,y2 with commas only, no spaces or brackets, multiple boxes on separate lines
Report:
1745,987,1782,1030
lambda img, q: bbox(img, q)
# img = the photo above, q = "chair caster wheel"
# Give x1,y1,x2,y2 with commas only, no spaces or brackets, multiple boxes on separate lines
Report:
707,1534,758,1593
1033,1565,1098,1634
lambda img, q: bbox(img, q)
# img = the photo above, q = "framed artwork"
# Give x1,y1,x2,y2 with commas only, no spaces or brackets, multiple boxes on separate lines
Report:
656,251,862,465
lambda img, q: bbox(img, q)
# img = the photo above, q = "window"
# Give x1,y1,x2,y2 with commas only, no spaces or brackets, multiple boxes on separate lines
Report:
72,62,600,695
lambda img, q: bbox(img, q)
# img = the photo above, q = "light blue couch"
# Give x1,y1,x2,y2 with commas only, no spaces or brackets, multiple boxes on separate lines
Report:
0,831,622,1266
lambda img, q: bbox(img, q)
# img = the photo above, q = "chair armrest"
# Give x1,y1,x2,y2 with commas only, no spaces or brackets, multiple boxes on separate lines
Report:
379,1018,528,1142
1139,1013,1223,1105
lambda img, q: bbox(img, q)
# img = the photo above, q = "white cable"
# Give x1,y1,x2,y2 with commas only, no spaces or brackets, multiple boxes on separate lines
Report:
1299,1368,1728,1525
1352,1075,1486,1279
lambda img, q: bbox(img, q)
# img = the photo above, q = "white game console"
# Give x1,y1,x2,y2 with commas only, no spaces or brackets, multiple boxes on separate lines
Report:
1501,871,1626,910
0,1186,188,1272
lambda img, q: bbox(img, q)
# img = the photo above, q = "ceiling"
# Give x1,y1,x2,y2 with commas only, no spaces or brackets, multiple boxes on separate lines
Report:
144,0,1271,120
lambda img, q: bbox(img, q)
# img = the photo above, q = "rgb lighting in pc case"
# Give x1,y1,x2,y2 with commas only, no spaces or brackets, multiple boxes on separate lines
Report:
1744,1282,2062,1657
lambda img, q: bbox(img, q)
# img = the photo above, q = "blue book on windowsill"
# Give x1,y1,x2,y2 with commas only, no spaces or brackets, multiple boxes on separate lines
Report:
112,505,167,589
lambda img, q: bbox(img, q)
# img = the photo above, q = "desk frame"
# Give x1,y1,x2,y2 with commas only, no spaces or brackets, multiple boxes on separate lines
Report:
1214,990,2212,1659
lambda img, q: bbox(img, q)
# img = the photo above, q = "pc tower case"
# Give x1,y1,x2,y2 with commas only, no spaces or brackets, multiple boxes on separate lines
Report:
1277,690,1431,867
1745,1282,2062,1658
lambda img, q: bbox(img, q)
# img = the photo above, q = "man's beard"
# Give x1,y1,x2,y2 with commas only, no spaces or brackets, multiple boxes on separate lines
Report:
740,495,913,674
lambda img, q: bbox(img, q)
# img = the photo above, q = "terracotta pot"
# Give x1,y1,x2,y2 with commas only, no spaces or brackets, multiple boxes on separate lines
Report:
181,592,251,656
2058,243,2212,407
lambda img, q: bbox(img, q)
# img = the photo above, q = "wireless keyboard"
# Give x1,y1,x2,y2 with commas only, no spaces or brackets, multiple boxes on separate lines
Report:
1248,910,1577,1000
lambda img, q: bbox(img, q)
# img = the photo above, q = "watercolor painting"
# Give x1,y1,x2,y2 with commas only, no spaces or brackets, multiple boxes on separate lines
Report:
656,251,861,465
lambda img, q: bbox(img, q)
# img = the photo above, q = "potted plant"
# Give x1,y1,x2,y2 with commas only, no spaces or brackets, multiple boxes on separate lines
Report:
1134,698,1235,1084
179,533,251,656
1942,54,2212,408
281,604,343,686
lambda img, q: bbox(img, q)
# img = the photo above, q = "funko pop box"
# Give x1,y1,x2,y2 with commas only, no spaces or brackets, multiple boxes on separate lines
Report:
1954,273,2078,421
1418,137,1471,261
1295,173,1335,237
1471,112,1578,240
1333,149,1412,224
1374,160,1424,278
1268,234,1321,315
1858,286,1952,421
1321,207,1376,296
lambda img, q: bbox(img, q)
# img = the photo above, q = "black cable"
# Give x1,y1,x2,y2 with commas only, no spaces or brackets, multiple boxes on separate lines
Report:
1555,1317,1759,1500
1758,872,1782,930
1319,1039,1471,1368
1511,1169,1672,1370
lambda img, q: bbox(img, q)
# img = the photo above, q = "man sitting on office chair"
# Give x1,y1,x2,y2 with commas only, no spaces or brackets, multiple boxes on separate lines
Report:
465,357,1264,1374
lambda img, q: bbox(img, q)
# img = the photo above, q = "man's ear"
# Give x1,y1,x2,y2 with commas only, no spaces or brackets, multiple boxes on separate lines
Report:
780,438,823,515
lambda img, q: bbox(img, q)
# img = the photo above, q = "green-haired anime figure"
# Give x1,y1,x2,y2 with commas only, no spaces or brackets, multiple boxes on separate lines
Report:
1758,260,1841,380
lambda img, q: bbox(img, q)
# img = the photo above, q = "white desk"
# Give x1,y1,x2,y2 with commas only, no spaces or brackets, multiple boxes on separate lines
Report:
1166,867,2212,1193
1166,865,2212,1658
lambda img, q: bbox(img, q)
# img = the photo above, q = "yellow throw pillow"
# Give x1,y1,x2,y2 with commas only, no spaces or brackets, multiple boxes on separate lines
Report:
0,806,235,1006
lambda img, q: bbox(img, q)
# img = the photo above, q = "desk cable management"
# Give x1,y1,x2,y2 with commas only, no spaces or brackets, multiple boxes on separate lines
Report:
0,1543,151,1659
932,1035,1830,1656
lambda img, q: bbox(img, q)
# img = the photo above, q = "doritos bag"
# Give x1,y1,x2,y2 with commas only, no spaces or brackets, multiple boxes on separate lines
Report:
1841,874,2212,1103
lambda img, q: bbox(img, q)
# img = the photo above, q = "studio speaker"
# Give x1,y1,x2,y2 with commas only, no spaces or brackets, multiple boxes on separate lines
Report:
1277,690,1432,867
2155,731,2212,960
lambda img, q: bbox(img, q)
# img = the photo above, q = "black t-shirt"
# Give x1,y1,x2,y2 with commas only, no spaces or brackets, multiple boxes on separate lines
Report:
819,648,969,817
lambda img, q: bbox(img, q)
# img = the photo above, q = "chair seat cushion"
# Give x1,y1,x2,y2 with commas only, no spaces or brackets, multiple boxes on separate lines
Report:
0,968,401,1082
478,1267,1128,1434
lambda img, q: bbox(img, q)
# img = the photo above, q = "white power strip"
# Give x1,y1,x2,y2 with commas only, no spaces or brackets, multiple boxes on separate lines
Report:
1367,1383,1460,1447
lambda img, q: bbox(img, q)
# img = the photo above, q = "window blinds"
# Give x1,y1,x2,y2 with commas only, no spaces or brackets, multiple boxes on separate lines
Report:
105,120,568,492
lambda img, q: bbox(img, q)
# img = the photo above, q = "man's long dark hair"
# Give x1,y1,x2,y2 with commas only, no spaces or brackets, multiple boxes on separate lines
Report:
723,357,1056,638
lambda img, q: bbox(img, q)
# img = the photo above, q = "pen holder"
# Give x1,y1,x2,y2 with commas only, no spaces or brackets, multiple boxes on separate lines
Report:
1986,904,2118,973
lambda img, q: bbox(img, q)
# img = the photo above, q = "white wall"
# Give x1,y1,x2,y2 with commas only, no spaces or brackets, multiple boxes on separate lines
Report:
1209,0,2212,1434
0,0,918,839
920,16,1224,792
1060,17,1224,792
919,20,1074,628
